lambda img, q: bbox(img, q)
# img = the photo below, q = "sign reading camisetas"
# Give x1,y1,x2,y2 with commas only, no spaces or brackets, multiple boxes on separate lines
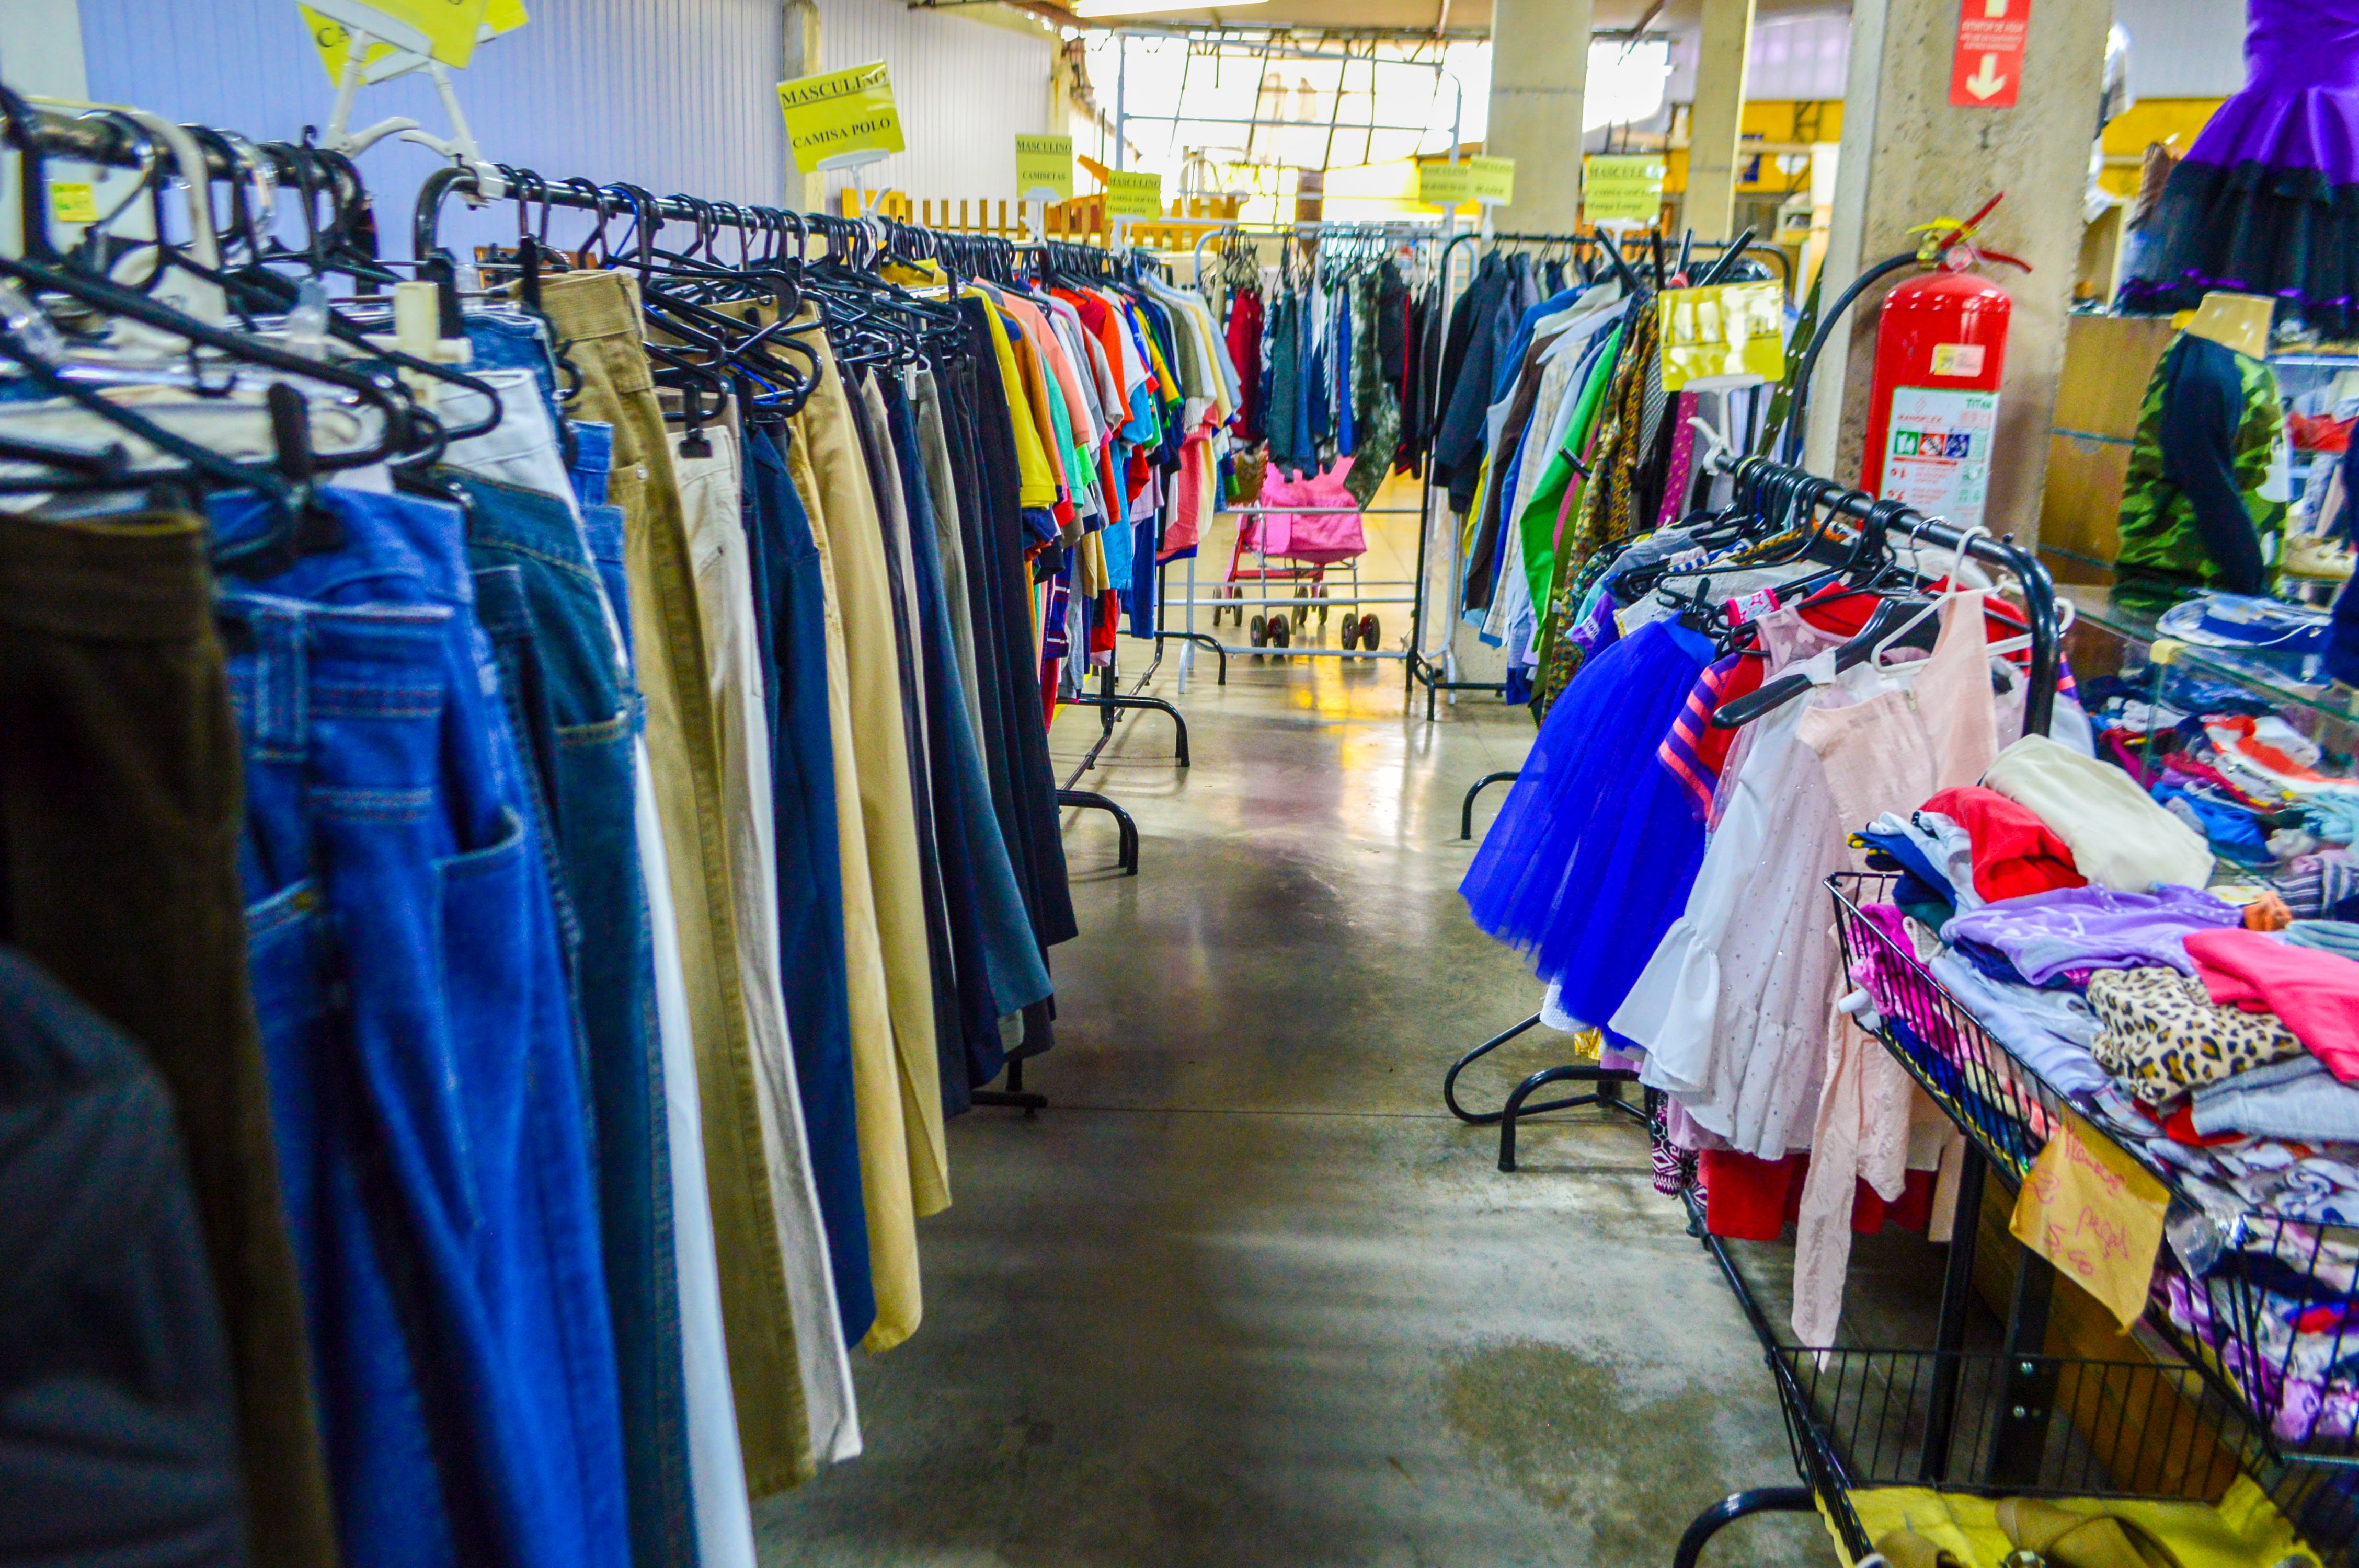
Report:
777,61,906,173
1016,134,1074,203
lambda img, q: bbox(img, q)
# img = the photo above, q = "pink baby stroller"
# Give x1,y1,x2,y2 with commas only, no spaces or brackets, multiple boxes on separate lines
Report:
1220,461,1378,650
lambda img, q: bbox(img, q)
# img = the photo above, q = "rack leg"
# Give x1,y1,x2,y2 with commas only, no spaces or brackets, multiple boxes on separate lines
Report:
1990,1251,2059,1488
1441,1012,1544,1123
971,1055,1048,1115
1158,630,1227,685
1497,1064,1646,1172
1672,1489,1816,1568
1459,770,1520,840
1059,788,1139,875
1061,689,1191,767
1919,1145,1985,1483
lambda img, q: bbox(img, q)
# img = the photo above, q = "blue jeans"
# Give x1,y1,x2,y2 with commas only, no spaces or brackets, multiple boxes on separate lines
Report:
457,471,697,1568
215,485,631,1568
466,310,565,433
739,425,874,1347
569,420,635,660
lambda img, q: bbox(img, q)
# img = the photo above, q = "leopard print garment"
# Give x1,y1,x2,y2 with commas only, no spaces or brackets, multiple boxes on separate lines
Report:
2087,966,2307,1105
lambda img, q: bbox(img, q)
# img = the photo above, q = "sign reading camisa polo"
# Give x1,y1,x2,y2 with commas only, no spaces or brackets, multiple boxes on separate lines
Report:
1584,155,1667,224
1103,169,1163,220
777,61,907,174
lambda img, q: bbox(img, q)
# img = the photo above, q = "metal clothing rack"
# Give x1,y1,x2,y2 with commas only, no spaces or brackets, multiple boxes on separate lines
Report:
1404,225,1787,722
1441,449,2059,1174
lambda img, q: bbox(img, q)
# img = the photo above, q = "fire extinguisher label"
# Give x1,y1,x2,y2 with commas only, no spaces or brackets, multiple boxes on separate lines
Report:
1930,342,1987,377
1883,387,2000,527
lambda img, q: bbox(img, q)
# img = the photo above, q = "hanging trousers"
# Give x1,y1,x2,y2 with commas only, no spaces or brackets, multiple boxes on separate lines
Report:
0,510,339,1568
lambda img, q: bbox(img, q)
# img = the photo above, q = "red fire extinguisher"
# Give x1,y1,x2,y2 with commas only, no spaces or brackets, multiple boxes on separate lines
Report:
1857,207,2030,531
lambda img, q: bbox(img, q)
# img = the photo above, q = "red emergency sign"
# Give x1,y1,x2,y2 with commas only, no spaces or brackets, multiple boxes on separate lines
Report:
1949,0,2028,108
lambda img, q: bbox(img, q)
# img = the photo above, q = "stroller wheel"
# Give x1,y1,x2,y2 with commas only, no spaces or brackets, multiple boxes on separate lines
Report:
1340,613,1361,649
1269,615,1291,648
1361,613,1381,651
1249,614,1268,647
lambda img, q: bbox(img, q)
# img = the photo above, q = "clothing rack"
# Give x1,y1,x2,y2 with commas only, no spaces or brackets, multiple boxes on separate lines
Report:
1406,225,1789,722
1187,218,1444,293
1443,451,2064,1173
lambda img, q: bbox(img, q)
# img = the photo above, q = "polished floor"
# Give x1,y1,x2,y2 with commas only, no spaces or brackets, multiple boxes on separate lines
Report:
759,513,1836,1566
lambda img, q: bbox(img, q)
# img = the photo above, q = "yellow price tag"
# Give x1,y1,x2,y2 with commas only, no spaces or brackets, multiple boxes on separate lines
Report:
50,182,99,225
1417,160,1473,212
777,62,906,174
1657,281,1786,390
1470,155,1515,205
1015,134,1074,204
301,0,491,69
1584,154,1666,225
2010,1110,2169,1330
1103,169,1163,220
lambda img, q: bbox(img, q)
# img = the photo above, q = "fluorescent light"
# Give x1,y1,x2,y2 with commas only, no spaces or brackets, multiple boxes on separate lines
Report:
1072,0,1264,16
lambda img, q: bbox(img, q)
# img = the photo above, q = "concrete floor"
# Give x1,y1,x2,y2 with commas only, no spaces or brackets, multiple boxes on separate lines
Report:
759,510,1843,1567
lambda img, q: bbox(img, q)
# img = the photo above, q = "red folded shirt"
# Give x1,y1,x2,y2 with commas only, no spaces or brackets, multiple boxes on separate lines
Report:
1920,785,2087,903
2185,928,2359,1081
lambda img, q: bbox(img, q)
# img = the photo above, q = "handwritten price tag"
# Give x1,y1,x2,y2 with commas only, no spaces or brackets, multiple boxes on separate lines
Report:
2009,1110,2168,1329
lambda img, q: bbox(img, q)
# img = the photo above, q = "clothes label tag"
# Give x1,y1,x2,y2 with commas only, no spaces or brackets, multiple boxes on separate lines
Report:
1725,586,1780,624
2009,1110,2168,1329
49,183,97,225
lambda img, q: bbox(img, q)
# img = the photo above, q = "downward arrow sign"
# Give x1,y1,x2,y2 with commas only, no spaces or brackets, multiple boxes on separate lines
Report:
1964,52,2006,98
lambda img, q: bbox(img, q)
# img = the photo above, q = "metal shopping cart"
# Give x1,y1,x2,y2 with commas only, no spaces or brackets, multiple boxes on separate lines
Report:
1216,463,1380,652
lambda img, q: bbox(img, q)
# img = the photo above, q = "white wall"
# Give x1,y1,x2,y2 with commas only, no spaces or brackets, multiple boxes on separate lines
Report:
817,0,1057,207
2111,0,2247,98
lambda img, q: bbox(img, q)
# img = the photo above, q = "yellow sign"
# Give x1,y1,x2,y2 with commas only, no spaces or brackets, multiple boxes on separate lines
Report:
1015,134,1074,203
1103,169,1163,220
2010,1111,2169,1329
303,0,522,81
50,182,98,225
1470,155,1515,205
301,0,492,69
777,61,906,174
1585,154,1666,225
1657,281,1787,390
1418,160,1474,211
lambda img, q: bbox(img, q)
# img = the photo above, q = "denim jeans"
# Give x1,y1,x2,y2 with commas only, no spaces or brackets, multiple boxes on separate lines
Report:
466,310,565,433
740,425,874,1348
456,470,698,1568
570,420,636,661
213,485,630,1568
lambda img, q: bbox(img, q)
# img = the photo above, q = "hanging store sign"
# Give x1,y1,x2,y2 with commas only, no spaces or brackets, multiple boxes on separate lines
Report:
1102,169,1164,220
1015,134,1074,204
1470,155,1515,206
1583,155,1666,225
302,0,525,83
1877,385,2000,528
1949,0,2028,108
1417,160,1474,212
777,61,907,174
1656,281,1785,390
301,0,491,69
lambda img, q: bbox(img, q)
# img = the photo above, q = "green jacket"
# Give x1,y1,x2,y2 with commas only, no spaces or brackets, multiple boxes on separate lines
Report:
2115,332,2286,613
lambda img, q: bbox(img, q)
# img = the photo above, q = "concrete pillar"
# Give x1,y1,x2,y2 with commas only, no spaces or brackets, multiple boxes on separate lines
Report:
783,0,821,214
1683,0,1757,244
1804,0,2111,543
1484,0,1592,233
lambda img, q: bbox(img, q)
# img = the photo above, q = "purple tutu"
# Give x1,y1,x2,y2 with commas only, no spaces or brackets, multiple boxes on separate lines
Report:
2121,0,2359,332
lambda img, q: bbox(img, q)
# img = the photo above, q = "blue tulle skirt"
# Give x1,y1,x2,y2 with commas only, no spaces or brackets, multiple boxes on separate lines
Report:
1461,619,1714,1034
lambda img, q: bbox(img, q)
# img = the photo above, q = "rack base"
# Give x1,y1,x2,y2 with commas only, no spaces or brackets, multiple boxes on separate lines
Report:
971,1057,1047,1117
1459,770,1520,840
1674,1488,1816,1568
1058,789,1139,876
1441,1011,1649,1170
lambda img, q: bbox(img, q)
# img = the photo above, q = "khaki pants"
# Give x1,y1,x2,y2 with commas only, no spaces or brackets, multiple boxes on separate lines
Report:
788,327,949,1354
541,271,812,1493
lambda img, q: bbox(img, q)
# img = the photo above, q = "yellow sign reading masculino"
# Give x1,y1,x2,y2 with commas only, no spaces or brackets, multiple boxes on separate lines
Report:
1584,155,1666,224
1103,169,1163,220
1015,134,1074,203
777,61,906,174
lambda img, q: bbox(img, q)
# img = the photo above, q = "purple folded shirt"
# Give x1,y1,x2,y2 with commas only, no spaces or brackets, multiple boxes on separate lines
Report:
1941,884,2243,986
